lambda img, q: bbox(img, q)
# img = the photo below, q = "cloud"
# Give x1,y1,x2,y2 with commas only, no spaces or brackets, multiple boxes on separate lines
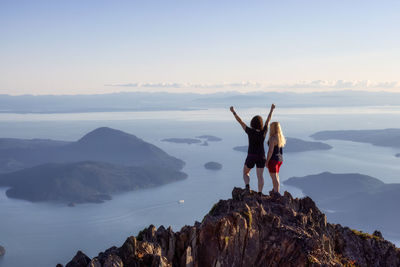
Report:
105,80,400,91
267,80,400,89
105,81,262,89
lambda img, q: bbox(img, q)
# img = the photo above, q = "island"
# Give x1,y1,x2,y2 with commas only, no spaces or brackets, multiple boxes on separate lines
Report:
196,135,222,142
200,141,209,146
284,172,400,235
0,127,187,205
0,127,185,173
161,138,202,144
311,128,400,148
161,135,222,145
0,161,187,204
204,161,222,170
233,137,332,153
0,245,4,257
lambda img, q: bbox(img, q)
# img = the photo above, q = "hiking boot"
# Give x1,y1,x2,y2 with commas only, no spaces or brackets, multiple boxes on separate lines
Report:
245,184,250,193
269,190,281,199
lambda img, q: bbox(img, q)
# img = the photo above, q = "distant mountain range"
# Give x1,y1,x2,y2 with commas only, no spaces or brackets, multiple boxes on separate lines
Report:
2,91,400,113
284,172,400,236
311,128,400,148
0,127,184,173
233,137,332,153
0,127,186,204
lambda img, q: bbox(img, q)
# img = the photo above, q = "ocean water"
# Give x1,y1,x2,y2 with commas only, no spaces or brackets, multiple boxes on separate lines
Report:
0,106,400,266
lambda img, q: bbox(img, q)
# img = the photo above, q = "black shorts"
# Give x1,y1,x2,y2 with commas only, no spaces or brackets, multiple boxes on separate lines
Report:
245,154,266,169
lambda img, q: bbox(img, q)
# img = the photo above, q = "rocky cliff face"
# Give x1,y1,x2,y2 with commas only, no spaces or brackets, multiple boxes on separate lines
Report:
62,188,400,267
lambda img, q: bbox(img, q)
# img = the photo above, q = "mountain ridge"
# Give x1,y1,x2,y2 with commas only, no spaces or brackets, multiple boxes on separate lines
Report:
61,187,400,267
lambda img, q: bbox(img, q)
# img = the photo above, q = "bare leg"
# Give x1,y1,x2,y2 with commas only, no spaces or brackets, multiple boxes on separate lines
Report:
243,165,251,187
256,168,264,193
269,172,280,192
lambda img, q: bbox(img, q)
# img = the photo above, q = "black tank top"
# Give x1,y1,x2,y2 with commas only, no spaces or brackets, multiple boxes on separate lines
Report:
268,140,283,162
245,126,267,155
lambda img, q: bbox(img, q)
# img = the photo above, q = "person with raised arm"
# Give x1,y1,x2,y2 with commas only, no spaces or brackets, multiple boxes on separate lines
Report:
230,104,275,195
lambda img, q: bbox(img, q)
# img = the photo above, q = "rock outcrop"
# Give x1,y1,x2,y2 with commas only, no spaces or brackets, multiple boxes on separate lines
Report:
0,245,5,257
62,188,400,267
204,162,222,170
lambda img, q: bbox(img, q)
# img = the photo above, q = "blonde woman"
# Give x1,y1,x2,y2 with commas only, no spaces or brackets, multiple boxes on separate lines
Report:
266,122,286,193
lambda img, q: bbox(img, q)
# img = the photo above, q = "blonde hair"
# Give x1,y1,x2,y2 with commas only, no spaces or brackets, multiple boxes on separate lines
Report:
269,122,286,147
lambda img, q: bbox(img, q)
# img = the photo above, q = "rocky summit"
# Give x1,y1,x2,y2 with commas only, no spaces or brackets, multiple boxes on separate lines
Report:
62,188,400,267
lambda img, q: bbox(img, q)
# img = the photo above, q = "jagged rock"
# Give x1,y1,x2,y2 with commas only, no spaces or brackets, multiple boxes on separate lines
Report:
63,188,400,267
65,250,91,267
373,230,383,239
0,245,5,257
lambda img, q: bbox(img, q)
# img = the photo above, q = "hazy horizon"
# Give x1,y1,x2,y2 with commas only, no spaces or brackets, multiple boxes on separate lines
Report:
2,88,400,97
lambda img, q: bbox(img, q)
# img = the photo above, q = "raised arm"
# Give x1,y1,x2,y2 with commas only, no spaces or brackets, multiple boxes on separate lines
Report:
265,104,275,129
230,106,246,131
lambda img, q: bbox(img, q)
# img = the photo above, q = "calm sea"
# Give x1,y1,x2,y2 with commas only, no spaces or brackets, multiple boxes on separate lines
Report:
0,106,400,267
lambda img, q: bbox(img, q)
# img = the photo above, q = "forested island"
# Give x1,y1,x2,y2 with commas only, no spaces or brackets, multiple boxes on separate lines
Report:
161,138,202,144
0,127,186,204
162,135,222,145
204,161,222,170
311,129,400,148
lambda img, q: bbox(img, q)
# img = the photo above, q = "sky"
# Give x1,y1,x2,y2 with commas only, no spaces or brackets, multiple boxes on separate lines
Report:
1,0,400,95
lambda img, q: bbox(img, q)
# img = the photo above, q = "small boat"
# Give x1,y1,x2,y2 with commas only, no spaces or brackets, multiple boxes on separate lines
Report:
178,200,184,204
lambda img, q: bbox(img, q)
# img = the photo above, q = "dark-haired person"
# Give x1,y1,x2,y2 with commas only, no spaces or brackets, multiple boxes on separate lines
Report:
230,104,275,194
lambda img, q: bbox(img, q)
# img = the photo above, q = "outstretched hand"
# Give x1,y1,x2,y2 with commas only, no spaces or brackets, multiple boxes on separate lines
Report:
230,106,235,113
271,104,276,110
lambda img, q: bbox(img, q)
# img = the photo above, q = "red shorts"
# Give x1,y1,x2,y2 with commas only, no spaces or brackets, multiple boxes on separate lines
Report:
267,160,283,173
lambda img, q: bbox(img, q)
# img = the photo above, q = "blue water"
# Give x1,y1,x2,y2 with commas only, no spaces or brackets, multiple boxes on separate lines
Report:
0,107,400,266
